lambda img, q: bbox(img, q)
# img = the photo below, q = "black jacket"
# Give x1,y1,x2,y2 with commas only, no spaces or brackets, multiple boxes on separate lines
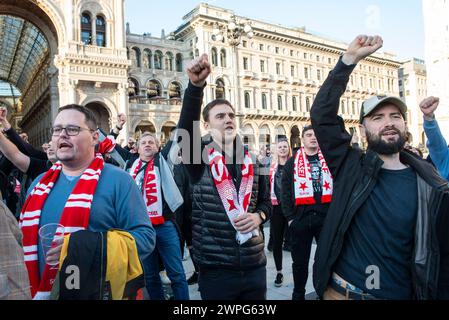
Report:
280,153,330,222
310,58,449,299
113,142,178,222
178,83,271,270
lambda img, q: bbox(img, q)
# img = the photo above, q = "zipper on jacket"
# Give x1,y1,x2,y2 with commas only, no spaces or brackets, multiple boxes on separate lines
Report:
99,232,105,300
423,189,444,299
324,172,377,292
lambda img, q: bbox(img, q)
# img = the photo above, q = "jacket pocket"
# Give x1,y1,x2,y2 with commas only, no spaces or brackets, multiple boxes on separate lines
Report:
0,273,10,299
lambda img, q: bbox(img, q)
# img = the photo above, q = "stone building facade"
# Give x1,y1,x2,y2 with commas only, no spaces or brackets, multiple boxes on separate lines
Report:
1,1,403,151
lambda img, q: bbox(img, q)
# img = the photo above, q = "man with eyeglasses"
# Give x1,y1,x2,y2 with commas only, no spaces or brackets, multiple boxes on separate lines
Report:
21,104,155,299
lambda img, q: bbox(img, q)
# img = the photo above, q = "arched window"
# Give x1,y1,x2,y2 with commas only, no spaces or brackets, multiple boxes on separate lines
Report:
143,49,152,69
154,50,163,70
96,16,106,47
128,78,139,97
306,97,311,112
292,96,297,111
341,100,346,114
175,53,183,72
262,93,267,110
220,49,227,68
215,79,225,99
244,92,251,109
147,80,162,99
81,12,92,45
165,52,174,71
277,95,283,110
211,48,218,66
169,82,182,99
131,47,141,68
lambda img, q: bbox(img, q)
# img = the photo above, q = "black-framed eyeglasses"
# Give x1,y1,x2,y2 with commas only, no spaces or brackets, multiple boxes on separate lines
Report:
51,125,95,136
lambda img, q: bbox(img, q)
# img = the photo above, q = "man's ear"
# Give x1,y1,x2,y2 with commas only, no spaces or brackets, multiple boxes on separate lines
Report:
203,121,210,131
358,123,367,140
92,130,100,146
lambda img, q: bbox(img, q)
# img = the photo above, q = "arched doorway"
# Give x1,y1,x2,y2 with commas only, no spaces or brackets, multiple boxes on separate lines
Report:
161,121,176,146
135,121,156,139
290,125,301,150
0,0,61,146
259,124,271,151
85,102,111,133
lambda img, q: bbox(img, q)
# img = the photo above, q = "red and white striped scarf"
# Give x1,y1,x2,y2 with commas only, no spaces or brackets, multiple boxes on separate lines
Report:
294,147,333,205
208,148,255,244
97,135,116,154
19,154,104,299
269,163,279,205
130,158,164,225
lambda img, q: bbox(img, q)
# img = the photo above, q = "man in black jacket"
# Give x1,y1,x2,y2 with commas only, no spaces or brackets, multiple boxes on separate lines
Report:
281,125,332,300
177,54,271,300
311,34,449,300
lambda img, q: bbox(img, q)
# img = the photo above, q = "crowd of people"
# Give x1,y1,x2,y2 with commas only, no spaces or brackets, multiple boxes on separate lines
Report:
0,34,448,300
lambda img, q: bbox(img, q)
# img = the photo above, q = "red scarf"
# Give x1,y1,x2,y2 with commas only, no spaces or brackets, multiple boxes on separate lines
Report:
19,154,104,299
293,147,333,205
130,158,164,225
269,163,279,205
208,148,255,244
98,135,116,154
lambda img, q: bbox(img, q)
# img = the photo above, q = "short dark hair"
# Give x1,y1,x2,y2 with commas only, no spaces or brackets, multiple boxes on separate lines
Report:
58,104,98,130
202,99,235,122
301,125,314,137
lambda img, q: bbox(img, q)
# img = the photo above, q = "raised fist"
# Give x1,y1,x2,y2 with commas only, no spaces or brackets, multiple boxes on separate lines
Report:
117,113,127,127
0,106,7,122
419,96,439,120
342,35,383,65
186,53,211,88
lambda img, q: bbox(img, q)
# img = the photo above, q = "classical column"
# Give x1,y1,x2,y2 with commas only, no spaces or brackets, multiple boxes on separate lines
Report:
48,66,60,120
68,79,78,104
118,82,129,141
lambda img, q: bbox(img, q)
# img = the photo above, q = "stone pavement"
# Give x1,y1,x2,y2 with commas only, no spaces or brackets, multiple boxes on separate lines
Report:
181,224,318,300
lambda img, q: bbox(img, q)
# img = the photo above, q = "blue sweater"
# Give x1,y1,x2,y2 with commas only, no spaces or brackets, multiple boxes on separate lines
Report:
424,119,449,181
27,164,156,275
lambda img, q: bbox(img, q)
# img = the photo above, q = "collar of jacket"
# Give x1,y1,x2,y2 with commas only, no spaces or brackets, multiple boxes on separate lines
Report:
363,149,448,191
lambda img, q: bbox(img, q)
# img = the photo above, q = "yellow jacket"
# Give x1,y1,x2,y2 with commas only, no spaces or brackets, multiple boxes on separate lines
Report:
59,230,144,300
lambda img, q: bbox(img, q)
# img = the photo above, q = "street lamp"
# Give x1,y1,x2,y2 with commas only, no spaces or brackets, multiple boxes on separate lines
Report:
211,15,253,47
210,15,254,133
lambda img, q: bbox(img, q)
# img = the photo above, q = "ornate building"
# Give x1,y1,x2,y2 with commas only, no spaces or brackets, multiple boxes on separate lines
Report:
127,3,401,152
0,0,129,146
1,1,402,151
423,0,449,139
399,58,427,148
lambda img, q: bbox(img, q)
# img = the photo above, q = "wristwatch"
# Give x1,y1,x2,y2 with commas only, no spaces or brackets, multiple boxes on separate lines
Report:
257,211,267,223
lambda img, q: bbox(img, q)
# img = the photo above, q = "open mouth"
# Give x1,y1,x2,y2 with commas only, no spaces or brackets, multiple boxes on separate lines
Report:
58,142,72,150
382,130,399,137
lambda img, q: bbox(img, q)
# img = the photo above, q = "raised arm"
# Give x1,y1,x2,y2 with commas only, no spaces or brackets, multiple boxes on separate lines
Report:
0,131,30,173
420,97,449,180
0,107,47,160
310,35,383,177
177,54,211,183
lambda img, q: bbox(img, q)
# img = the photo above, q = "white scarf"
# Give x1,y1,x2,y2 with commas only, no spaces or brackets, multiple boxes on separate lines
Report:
208,148,258,245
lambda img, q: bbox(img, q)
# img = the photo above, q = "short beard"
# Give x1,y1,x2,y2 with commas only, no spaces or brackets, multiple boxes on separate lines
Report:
366,129,407,155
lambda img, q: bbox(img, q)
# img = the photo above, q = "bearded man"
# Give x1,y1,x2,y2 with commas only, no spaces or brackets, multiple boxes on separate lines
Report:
310,35,449,300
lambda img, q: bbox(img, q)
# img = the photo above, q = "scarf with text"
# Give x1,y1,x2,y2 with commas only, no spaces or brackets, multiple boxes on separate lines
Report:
269,163,279,205
293,147,333,205
208,148,257,244
130,158,164,225
19,154,104,299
